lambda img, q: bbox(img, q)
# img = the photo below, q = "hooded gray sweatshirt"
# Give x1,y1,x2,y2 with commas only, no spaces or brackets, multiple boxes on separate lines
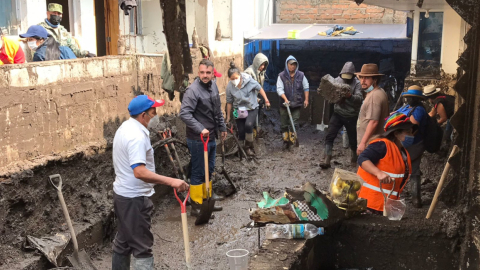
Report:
245,53,269,87
226,73,262,110
333,62,362,117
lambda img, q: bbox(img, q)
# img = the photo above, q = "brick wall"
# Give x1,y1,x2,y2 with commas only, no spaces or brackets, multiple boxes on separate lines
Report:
276,0,407,24
0,53,241,175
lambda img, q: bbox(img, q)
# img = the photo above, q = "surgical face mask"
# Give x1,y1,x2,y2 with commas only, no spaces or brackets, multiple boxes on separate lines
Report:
232,78,241,88
28,40,39,51
364,85,374,93
147,114,159,129
49,14,62,25
401,135,415,148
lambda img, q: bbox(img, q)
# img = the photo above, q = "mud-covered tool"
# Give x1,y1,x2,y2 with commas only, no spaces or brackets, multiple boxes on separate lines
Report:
227,124,249,161
48,174,98,270
174,189,191,269
317,100,328,132
426,145,459,219
162,129,187,181
195,134,216,225
283,102,298,146
221,139,237,193
379,179,396,217
160,131,181,179
168,129,188,181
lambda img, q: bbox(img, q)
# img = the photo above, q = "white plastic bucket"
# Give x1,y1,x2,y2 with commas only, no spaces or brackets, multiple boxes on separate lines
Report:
226,249,249,270
385,198,406,220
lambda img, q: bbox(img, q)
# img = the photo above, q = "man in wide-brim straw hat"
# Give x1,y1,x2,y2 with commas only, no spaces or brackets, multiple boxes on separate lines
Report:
355,63,389,157
396,85,429,208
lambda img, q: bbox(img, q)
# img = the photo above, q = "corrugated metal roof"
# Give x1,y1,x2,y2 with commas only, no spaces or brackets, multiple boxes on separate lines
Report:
246,24,408,40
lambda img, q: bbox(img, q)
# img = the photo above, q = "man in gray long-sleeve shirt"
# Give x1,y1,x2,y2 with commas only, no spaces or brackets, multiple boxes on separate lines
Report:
320,62,363,168
180,59,227,217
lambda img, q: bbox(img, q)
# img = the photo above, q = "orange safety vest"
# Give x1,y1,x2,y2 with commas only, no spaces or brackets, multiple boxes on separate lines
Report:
357,138,412,212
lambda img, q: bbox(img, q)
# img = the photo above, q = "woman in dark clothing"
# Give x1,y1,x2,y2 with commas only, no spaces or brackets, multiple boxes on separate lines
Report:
424,85,455,124
357,113,416,214
424,84,456,144
19,25,76,61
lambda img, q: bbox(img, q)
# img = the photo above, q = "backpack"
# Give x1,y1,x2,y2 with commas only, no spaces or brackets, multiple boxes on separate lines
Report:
398,105,443,153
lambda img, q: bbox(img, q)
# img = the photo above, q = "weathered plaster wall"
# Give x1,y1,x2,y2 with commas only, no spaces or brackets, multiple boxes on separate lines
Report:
441,5,467,75
0,55,181,175
0,52,241,176
276,0,407,24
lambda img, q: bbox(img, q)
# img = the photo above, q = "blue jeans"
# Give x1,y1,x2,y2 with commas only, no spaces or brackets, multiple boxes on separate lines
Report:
187,138,216,185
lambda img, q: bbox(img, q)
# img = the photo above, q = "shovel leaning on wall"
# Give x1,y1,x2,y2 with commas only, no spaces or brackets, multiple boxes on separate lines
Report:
48,174,98,270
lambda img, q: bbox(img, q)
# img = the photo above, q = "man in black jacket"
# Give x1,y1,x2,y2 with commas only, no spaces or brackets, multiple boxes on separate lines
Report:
180,59,227,216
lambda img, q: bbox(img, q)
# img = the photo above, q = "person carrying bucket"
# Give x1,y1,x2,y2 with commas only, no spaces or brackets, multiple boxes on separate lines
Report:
357,113,415,214
111,95,188,269
180,59,228,217
276,55,310,151
225,62,271,156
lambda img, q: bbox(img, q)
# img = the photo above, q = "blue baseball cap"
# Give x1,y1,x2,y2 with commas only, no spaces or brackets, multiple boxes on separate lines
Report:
128,95,165,116
19,25,48,39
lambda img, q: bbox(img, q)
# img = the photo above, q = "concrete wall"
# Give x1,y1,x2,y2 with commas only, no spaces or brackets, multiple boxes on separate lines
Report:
441,5,467,75
276,0,407,24
0,55,180,175
213,0,232,39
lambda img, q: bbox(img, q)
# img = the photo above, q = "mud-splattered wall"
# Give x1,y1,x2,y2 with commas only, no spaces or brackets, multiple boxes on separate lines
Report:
0,53,242,177
0,55,177,175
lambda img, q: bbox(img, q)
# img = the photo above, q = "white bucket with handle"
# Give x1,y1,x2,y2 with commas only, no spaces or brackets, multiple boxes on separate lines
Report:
379,179,406,220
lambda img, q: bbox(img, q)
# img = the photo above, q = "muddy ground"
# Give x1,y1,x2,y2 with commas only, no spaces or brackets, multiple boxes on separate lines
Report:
0,110,458,270
92,110,453,270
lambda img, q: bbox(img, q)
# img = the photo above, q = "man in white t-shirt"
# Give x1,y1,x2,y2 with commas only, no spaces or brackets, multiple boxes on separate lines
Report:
111,95,188,270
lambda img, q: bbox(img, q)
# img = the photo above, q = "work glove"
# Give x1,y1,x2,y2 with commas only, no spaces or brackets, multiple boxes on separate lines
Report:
85,52,97,58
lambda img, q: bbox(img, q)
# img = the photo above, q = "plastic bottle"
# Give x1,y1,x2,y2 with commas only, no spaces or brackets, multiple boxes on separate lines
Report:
265,224,324,240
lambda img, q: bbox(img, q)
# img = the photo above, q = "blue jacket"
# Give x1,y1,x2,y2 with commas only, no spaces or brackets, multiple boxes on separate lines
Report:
33,42,77,61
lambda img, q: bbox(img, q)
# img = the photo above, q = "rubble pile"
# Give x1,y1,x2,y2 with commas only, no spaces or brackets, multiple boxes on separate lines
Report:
317,74,351,103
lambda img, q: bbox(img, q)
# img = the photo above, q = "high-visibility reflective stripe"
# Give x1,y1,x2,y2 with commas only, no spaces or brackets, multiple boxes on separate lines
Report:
363,182,399,196
382,171,404,178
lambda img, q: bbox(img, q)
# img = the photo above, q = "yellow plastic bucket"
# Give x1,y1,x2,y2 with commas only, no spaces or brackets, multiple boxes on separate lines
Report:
287,30,299,39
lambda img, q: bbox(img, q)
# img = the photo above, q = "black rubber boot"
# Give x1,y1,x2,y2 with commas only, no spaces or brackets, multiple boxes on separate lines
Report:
212,191,225,201
190,201,201,217
320,145,333,169
245,141,255,156
112,252,131,270
350,149,358,166
411,176,422,208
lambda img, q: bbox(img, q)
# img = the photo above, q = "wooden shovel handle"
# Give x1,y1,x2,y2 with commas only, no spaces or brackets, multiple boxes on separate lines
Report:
201,134,210,196
426,145,459,219
181,212,191,268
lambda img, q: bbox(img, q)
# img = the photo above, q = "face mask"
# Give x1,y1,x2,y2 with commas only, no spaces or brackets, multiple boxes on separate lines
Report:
28,40,38,51
147,115,159,129
364,85,374,93
49,14,62,25
401,135,415,148
232,78,241,87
